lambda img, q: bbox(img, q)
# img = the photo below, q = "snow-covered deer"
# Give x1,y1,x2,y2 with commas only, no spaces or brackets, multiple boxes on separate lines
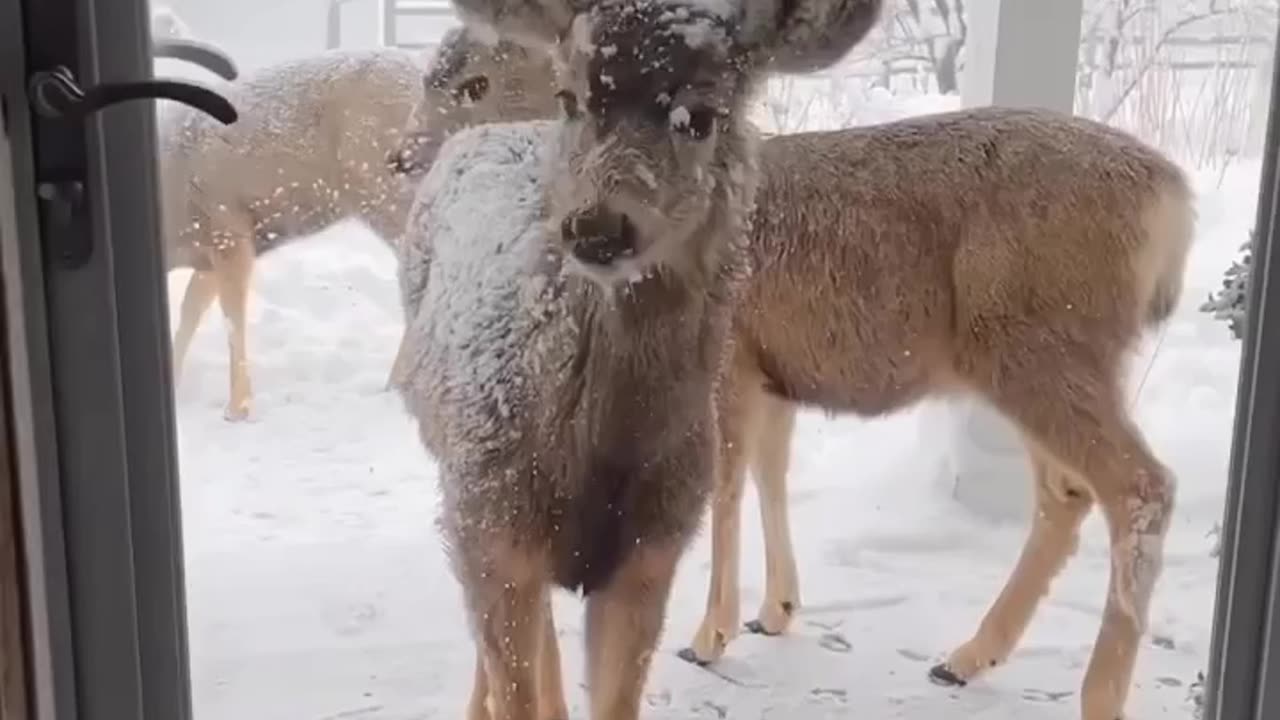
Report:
391,25,1192,714
383,26,560,390
393,1,884,719
161,48,424,420
678,110,1193,720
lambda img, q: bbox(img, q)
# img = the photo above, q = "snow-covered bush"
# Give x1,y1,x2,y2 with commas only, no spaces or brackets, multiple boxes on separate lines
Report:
1201,230,1253,340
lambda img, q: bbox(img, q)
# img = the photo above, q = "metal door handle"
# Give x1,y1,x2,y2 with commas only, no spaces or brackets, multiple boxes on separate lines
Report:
28,65,238,124
152,37,239,80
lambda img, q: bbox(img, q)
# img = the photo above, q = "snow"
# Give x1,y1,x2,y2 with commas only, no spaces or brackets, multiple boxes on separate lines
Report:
669,105,691,129
172,92,1244,720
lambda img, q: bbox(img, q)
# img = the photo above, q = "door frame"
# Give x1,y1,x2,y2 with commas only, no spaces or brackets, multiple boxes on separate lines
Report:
1206,18,1280,719
1,0,191,718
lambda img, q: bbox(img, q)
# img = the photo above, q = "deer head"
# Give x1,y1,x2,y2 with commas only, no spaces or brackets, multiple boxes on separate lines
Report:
389,27,561,178
450,0,884,285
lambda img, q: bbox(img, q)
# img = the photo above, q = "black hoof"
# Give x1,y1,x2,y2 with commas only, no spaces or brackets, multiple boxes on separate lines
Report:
928,663,967,687
744,620,780,636
676,647,711,667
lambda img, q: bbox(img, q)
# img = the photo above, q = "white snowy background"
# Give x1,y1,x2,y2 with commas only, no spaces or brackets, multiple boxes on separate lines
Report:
152,1,1273,718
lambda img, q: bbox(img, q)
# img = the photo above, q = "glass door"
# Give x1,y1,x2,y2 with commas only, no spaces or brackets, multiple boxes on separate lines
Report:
4,1,1280,719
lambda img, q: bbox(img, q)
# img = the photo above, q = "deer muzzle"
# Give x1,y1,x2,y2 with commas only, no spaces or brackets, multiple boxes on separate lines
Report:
560,205,638,267
386,133,437,177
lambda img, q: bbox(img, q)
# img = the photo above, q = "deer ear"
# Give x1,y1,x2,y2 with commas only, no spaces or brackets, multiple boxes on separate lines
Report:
737,0,884,74
450,0,580,51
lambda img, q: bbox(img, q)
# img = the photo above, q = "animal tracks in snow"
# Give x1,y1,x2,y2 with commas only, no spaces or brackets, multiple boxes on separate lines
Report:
798,594,910,616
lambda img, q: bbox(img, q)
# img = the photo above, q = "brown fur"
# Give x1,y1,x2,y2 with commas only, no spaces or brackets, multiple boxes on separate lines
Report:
161,49,424,420
685,108,1193,720
399,1,885,718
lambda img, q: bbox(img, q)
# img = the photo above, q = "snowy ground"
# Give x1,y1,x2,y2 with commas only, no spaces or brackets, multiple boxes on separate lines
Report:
170,134,1253,720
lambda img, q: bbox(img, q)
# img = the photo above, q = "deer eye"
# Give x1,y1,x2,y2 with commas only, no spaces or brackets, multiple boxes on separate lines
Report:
555,89,580,120
671,105,718,141
452,75,489,105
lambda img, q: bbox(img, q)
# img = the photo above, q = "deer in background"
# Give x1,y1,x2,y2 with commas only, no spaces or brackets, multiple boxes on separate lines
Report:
161,48,424,420
392,1,884,719
390,30,1194,720
384,26,561,391
677,110,1192,720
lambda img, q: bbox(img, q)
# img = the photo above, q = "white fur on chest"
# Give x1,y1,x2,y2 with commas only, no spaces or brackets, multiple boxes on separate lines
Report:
399,120,578,461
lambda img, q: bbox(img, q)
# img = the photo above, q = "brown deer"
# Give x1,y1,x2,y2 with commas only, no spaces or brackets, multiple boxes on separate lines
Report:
678,109,1193,720
384,27,561,390
392,2,884,720
161,48,424,420
389,27,1192,718
388,26,561,180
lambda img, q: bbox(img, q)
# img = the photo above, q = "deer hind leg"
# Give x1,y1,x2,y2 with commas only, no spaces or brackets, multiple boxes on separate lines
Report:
959,348,1174,720
171,269,219,384
209,238,256,422
745,396,800,637
680,374,767,664
459,541,547,720
930,443,1093,686
585,540,682,720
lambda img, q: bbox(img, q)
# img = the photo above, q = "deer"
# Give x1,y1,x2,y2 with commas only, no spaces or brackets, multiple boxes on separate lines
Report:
383,26,561,391
390,1,885,719
675,107,1193,720
160,48,425,420
390,29,1193,720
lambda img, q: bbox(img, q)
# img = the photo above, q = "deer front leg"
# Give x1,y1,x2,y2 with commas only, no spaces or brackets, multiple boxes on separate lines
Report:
680,433,749,665
461,541,548,720
680,373,765,664
468,651,492,720
745,397,800,637
536,591,568,720
470,592,567,720
585,540,681,720
210,239,255,421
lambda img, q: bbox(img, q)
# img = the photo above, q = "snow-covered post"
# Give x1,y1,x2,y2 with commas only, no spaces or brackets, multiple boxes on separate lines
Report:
328,0,385,50
150,4,191,40
933,0,1084,523
1246,38,1276,158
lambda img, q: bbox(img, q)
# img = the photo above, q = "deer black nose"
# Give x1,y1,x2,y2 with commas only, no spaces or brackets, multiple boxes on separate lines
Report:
386,147,416,175
561,206,637,266
387,135,433,177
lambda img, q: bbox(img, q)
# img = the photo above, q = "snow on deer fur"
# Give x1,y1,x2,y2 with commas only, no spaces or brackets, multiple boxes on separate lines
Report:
397,122,567,463
383,26,561,391
393,0,884,717
160,48,424,420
